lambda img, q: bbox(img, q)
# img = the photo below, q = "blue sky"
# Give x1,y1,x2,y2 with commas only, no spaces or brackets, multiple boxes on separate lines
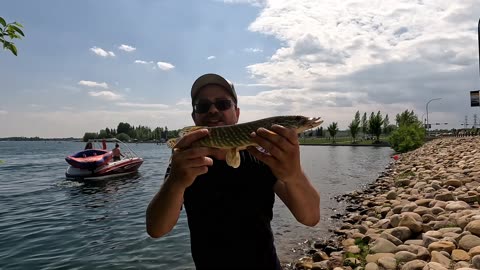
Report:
1,0,480,137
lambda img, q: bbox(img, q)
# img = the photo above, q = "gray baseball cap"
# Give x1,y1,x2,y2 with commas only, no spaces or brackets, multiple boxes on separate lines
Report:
191,73,237,105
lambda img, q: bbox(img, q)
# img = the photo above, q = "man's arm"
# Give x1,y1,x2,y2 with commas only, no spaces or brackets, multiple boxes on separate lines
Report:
146,129,226,238
247,125,320,226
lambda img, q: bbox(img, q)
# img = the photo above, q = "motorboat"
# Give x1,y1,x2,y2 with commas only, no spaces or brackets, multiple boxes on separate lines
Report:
65,138,143,181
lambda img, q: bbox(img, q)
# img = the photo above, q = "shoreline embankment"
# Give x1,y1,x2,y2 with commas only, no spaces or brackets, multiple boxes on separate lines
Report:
291,136,480,270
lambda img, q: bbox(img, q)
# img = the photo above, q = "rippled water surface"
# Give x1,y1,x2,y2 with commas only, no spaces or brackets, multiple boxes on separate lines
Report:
0,141,393,269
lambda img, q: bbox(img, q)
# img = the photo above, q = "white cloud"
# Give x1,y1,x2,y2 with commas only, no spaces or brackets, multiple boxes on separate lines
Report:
134,60,154,64
207,55,216,60
244,48,263,53
222,0,266,7
228,0,480,128
88,91,123,101
157,61,175,71
78,80,109,89
116,102,169,109
176,98,191,106
90,46,115,57
118,44,136,52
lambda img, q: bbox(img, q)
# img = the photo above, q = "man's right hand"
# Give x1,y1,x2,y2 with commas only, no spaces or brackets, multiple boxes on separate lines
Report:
168,129,224,189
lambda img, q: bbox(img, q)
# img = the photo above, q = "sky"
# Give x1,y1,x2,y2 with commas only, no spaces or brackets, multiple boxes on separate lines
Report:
1,0,480,138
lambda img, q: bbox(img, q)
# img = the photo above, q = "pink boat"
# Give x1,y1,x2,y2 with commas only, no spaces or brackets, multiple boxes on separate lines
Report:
65,139,143,181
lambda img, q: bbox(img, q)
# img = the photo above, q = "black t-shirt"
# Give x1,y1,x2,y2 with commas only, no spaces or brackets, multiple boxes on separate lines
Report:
170,150,281,270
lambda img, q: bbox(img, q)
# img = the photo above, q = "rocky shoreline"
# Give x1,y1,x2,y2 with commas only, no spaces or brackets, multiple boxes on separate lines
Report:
292,137,480,270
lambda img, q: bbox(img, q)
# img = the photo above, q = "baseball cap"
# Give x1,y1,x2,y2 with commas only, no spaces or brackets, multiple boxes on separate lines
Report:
191,73,237,105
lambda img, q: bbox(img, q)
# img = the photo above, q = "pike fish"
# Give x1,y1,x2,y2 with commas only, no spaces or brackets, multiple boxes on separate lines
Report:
167,115,323,168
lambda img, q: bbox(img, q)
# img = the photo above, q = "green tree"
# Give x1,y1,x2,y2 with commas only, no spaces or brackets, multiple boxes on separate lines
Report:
388,124,425,153
327,122,339,143
369,111,384,142
395,110,419,126
349,111,361,143
83,132,98,142
0,17,25,56
116,132,131,142
383,114,390,134
388,110,425,153
361,112,368,137
117,122,132,135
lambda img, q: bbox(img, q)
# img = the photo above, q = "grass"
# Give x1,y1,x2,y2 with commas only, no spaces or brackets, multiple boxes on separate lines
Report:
343,238,371,268
299,136,389,145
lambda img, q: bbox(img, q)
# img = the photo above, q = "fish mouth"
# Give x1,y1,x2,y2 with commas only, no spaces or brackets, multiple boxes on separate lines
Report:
307,117,323,128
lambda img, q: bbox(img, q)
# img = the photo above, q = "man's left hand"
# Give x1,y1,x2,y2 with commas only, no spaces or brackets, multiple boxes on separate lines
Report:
247,125,302,182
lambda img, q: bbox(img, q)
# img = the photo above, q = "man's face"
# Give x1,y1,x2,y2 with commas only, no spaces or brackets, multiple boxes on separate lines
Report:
192,84,240,127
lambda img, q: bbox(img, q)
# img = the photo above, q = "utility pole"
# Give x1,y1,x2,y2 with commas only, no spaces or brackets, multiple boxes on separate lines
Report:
464,115,469,129
474,114,478,128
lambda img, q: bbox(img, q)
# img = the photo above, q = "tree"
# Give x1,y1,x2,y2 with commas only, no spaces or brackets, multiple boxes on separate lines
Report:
83,132,98,142
395,110,419,127
388,110,425,153
383,114,390,134
369,111,384,142
116,132,131,142
361,112,368,136
349,111,361,143
0,17,25,56
388,124,425,153
327,122,339,143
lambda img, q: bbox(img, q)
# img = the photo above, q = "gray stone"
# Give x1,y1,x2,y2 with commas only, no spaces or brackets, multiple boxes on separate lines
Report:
430,251,452,268
401,260,427,270
395,251,417,262
389,226,412,241
370,238,397,254
422,262,448,270
464,220,480,237
365,262,379,270
459,234,480,251
472,255,480,270
378,256,397,270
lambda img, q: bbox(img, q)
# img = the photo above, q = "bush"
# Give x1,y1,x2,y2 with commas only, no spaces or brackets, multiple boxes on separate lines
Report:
115,132,131,142
388,124,425,153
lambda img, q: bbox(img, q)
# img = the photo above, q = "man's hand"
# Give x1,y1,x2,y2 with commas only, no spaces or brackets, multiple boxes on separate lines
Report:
247,125,320,226
169,129,226,189
246,125,302,183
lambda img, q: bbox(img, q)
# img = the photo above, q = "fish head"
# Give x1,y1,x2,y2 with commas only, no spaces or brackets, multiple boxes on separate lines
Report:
279,116,323,133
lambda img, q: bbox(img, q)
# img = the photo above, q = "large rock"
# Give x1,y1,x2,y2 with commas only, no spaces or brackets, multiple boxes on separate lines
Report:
395,251,417,262
378,257,397,270
399,215,423,233
422,262,448,270
464,220,480,237
402,260,427,270
445,201,471,211
428,241,456,253
468,246,480,257
388,227,412,241
366,253,395,263
370,238,398,254
459,234,480,251
472,255,480,269
430,251,452,268
452,249,470,261
365,262,379,270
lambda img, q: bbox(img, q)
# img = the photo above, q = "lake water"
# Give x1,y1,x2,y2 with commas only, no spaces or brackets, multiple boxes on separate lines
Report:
0,141,393,269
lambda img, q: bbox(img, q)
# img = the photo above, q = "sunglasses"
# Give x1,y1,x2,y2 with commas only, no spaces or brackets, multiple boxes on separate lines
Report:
193,99,234,114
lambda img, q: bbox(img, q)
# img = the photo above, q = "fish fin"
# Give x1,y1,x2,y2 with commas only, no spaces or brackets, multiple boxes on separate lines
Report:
179,126,207,137
226,148,241,168
166,138,177,149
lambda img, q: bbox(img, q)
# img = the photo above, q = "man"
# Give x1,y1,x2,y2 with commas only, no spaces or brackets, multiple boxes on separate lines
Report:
112,143,124,161
146,73,320,270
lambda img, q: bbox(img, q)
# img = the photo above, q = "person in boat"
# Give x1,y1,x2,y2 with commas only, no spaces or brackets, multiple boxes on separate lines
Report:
84,142,93,150
146,73,320,270
112,143,124,161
